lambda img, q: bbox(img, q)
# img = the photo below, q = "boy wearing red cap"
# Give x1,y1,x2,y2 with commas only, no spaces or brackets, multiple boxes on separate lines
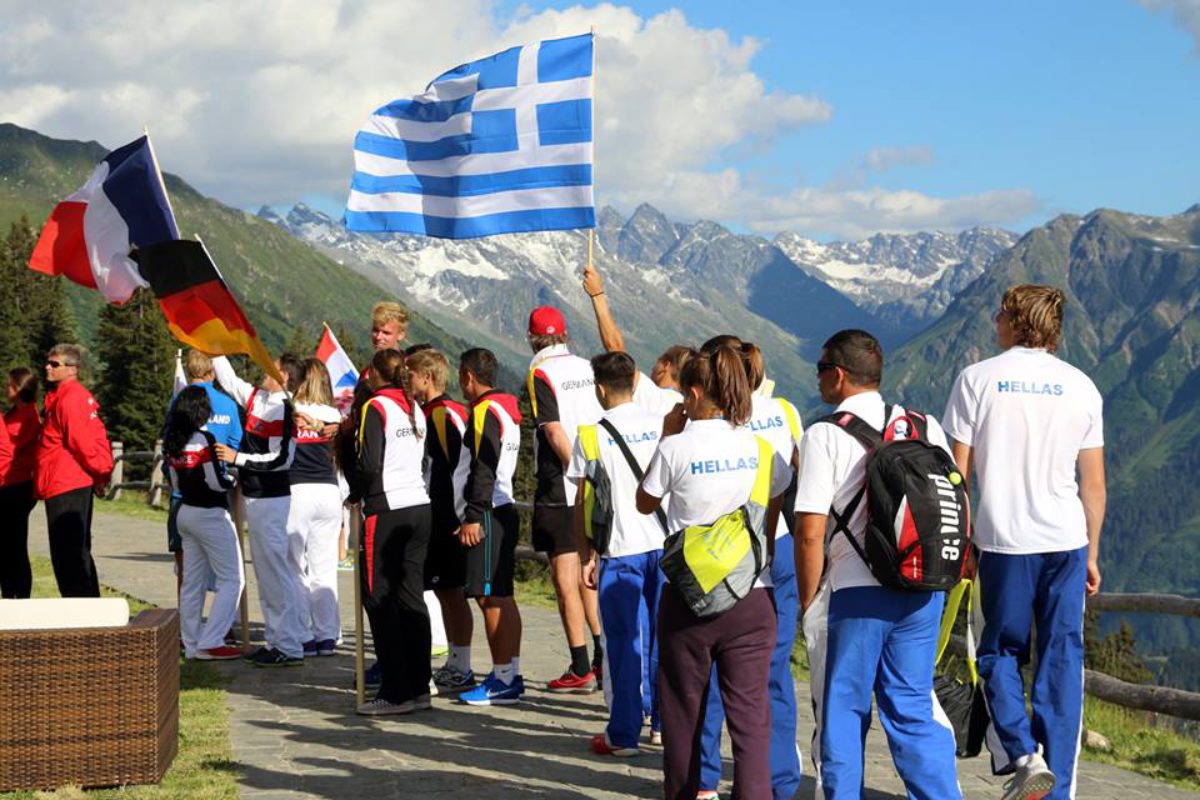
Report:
526,306,605,692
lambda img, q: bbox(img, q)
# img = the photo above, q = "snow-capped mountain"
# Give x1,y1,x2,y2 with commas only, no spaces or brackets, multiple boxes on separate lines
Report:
262,202,1014,403
775,227,1017,331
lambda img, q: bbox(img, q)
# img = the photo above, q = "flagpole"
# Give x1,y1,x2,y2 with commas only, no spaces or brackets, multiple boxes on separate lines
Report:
587,24,597,271
143,126,181,237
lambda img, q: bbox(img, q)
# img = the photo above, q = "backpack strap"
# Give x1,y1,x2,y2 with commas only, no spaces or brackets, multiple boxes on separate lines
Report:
815,409,886,572
597,418,669,534
815,409,885,451
750,436,774,506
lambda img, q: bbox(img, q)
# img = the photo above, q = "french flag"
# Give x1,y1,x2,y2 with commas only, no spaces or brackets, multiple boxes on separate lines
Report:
29,135,178,303
316,324,359,416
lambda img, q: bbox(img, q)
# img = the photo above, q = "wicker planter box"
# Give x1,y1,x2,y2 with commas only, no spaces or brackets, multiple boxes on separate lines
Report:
0,608,180,792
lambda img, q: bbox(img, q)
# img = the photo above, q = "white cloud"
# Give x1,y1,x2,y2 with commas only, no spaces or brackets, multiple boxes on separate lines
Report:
1137,0,1200,51
0,2,1035,238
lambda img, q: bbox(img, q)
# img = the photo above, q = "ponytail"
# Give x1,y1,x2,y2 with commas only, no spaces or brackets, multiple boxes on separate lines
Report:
700,334,765,392
369,348,421,439
680,344,752,425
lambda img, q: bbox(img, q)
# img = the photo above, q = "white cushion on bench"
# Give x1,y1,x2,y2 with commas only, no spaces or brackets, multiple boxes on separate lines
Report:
0,598,131,631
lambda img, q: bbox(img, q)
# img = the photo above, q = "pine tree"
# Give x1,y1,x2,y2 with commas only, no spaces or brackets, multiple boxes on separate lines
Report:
0,216,77,375
283,324,316,360
95,289,175,466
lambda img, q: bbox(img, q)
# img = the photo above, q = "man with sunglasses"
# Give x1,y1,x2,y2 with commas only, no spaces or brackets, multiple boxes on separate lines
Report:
36,343,113,597
795,330,961,800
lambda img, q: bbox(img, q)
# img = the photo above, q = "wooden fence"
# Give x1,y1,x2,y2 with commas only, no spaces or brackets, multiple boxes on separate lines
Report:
105,440,166,506
945,591,1200,720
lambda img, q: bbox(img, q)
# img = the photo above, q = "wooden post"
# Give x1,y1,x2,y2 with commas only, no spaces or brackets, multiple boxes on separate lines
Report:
148,439,164,507
352,505,365,708
232,486,251,652
110,442,124,501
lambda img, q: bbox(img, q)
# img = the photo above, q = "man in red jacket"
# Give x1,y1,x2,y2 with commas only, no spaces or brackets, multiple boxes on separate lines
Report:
36,344,113,597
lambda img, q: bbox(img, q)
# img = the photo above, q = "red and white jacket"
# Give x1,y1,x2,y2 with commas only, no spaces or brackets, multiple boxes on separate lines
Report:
212,357,295,499
356,387,429,516
35,379,113,500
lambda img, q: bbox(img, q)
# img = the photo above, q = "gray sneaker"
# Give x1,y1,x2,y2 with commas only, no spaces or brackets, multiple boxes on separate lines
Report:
1001,753,1056,800
356,694,432,716
433,665,478,694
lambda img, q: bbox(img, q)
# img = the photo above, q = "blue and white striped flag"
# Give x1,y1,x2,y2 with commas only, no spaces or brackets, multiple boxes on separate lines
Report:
346,32,594,239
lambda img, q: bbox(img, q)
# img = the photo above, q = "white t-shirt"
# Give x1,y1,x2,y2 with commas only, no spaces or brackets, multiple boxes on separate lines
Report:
794,391,952,592
746,394,803,539
566,402,668,559
632,371,683,416
942,346,1104,554
642,418,792,587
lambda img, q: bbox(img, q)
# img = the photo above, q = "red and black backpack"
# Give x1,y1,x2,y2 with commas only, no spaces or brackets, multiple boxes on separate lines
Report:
817,405,971,592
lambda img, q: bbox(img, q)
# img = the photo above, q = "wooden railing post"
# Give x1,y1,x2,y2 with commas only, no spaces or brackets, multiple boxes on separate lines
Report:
148,439,164,507
110,441,124,501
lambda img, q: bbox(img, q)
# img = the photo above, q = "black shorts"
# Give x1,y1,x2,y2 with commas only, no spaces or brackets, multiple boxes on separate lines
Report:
425,522,468,591
464,504,518,598
167,496,183,553
531,504,577,555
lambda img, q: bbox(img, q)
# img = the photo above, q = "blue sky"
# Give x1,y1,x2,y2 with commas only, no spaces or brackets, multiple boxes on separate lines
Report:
503,0,1200,233
4,0,1198,240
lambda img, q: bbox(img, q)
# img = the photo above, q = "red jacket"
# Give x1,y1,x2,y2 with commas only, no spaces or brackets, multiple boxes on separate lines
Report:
2,404,41,486
36,379,113,500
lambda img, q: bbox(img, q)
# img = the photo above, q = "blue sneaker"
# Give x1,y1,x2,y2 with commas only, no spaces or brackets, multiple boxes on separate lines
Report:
459,672,522,706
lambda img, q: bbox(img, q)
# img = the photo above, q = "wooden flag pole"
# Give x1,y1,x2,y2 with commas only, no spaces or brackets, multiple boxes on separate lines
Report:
232,485,251,652
352,505,365,708
143,125,180,235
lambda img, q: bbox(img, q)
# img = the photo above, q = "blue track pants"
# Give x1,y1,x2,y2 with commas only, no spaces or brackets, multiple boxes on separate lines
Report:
700,534,802,799
976,546,1087,799
598,550,663,749
817,586,961,800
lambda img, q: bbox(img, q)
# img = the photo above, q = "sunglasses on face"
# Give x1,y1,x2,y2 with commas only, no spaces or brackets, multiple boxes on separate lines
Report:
46,360,76,369
816,361,843,375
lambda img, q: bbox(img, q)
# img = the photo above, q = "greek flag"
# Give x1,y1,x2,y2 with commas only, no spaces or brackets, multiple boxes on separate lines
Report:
345,32,594,239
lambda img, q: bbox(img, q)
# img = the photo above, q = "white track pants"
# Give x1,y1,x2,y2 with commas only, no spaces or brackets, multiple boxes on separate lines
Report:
286,483,343,643
178,504,245,657
245,494,305,658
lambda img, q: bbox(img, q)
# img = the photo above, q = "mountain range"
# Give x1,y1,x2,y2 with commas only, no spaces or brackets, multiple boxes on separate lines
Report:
264,201,1016,403
2,122,1197,667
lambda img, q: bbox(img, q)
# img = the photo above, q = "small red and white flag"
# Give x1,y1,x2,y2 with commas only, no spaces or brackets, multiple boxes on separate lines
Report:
316,324,359,416
30,135,178,303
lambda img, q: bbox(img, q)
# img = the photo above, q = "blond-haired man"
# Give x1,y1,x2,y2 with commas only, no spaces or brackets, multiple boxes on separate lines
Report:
943,285,1106,800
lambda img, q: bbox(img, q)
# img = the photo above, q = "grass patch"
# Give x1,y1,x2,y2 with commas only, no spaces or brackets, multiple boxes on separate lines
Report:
1083,699,1200,792
514,558,559,610
4,557,237,800
94,492,169,524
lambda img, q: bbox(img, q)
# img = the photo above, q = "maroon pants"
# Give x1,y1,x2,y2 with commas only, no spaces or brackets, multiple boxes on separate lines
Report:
658,584,776,800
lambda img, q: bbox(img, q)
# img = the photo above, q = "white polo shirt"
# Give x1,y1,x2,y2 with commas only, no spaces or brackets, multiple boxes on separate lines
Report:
567,402,668,559
794,391,952,592
942,346,1103,554
633,371,683,416
642,418,792,587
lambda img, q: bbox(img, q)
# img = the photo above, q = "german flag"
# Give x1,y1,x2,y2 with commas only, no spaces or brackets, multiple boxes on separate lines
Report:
132,239,284,385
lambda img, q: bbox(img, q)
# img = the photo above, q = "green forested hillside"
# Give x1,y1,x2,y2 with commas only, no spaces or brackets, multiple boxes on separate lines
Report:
886,207,1200,661
0,123,498,385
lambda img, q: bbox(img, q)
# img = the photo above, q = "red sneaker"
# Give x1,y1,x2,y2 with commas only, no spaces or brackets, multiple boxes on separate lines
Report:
196,645,244,661
590,732,639,757
547,667,597,694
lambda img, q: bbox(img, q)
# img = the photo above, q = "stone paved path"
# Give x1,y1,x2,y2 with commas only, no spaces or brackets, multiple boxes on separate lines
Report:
29,507,1199,799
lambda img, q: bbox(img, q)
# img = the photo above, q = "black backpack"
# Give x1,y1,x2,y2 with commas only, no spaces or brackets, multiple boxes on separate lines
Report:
817,405,970,592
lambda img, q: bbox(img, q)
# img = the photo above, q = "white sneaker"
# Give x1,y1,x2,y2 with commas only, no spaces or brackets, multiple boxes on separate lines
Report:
1001,753,1056,800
